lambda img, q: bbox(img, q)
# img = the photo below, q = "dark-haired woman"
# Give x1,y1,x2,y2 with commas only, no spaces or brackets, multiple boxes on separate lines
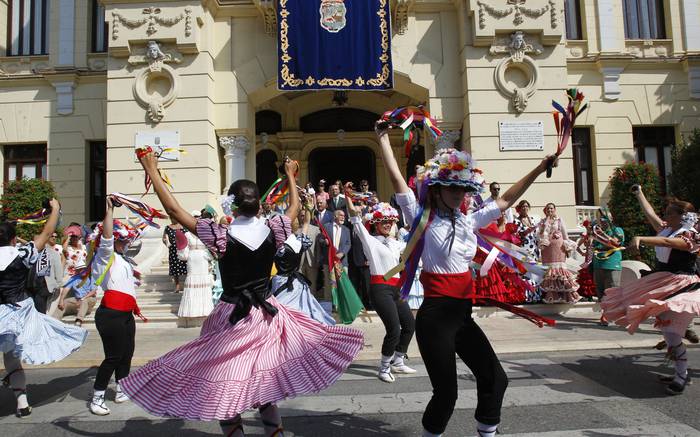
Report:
121,152,363,437
0,200,87,417
601,188,700,395
377,121,555,437
513,200,541,302
346,192,415,384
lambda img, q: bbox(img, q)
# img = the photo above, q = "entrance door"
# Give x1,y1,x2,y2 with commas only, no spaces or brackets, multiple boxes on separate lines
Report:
308,146,376,191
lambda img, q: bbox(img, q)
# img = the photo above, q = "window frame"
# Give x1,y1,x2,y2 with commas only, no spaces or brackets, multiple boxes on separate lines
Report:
3,144,47,183
87,141,107,222
6,0,49,57
564,0,584,40
571,127,595,206
622,0,666,40
90,0,108,53
632,126,675,194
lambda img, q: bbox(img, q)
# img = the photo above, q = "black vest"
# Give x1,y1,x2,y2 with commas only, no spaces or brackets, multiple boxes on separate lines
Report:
0,256,30,305
656,248,698,275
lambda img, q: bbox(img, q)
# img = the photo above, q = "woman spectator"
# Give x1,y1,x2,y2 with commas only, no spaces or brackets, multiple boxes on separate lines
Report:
162,218,187,292
176,229,214,321
537,203,580,303
513,200,541,302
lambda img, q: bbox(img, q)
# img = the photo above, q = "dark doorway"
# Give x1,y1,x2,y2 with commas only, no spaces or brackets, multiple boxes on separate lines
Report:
256,149,279,194
308,146,376,191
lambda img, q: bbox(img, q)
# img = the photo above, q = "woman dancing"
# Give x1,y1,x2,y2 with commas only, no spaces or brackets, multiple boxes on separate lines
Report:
271,201,335,326
121,152,363,436
376,121,556,437
89,198,146,416
1,199,87,417
346,190,416,383
601,186,699,395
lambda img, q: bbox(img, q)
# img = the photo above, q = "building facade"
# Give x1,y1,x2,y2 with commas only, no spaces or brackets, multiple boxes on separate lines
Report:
1,0,699,227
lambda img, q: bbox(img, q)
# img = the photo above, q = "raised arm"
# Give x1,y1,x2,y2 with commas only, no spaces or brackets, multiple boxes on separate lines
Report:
284,158,301,220
33,198,61,251
102,197,114,240
498,156,555,211
631,185,664,232
138,150,197,233
344,184,361,217
376,122,410,194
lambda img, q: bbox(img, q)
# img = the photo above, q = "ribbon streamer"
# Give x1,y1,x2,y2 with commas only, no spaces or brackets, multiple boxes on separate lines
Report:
14,208,51,225
108,193,167,228
261,161,299,206
380,106,443,157
135,146,185,195
549,89,588,177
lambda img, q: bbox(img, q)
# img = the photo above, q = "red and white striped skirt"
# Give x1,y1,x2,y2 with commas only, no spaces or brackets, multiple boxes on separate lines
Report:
120,297,363,420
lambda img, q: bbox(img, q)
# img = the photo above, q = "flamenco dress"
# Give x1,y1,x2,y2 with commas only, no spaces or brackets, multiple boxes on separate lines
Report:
120,216,363,420
0,243,87,365
576,244,597,299
271,233,336,325
539,218,581,303
601,228,700,334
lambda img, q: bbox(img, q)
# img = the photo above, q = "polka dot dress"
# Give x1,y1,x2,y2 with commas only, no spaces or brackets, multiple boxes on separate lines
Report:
165,226,188,277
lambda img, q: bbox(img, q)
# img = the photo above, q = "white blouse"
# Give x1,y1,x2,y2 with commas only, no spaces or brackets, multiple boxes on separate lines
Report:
395,190,501,274
350,216,405,278
93,236,136,297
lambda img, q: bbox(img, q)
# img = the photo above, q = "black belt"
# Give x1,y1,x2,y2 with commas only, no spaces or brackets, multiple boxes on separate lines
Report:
272,271,311,297
220,277,278,325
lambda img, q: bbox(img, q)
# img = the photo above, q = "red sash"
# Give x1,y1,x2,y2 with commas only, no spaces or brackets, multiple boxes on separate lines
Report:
420,271,474,299
101,290,147,322
370,275,401,287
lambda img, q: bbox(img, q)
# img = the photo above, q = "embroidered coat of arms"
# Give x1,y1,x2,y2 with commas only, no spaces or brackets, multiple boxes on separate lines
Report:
319,0,347,33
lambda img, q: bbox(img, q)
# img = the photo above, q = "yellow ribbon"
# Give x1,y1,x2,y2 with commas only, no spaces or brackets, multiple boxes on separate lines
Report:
383,204,432,281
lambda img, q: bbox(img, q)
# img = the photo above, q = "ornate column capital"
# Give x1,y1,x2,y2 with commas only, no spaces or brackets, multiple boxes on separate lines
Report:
219,135,251,158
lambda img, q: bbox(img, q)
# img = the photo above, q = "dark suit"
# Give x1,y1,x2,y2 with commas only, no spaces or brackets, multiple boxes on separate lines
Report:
349,227,372,310
316,209,334,226
327,195,347,212
319,221,352,301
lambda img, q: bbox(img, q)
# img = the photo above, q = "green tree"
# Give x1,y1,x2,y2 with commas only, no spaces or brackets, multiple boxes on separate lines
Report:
1,178,58,241
608,162,662,266
669,128,700,208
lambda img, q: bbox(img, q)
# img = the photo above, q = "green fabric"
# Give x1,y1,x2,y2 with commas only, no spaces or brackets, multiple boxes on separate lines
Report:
592,226,625,270
332,270,364,325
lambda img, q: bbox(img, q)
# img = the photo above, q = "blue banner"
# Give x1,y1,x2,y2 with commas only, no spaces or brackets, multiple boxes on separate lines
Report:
277,0,393,91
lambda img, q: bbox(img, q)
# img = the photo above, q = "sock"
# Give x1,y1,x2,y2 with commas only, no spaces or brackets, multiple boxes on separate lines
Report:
220,415,244,437
663,332,689,384
259,403,283,436
380,355,392,369
392,351,405,367
14,390,29,410
422,429,442,437
93,390,106,400
477,421,498,437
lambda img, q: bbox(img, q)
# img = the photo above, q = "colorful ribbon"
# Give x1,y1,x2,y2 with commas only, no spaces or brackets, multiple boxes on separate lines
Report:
108,193,167,228
552,89,587,156
135,146,185,195
14,208,51,225
261,161,299,206
380,106,443,157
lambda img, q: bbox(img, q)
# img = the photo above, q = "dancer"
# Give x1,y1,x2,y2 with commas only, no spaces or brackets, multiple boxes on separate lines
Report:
271,202,335,325
89,198,146,416
601,187,700,395
346,191,416,383
575,220,597,301
176,230,214,320
538,203,581,303
1,199,87,417
121,152,363,436
376,121,556,437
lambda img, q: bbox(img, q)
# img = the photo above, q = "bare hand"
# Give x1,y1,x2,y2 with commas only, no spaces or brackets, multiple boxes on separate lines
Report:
629,236,641,253
539,155,559,173
375,120,390,137
106,196,114,210
335,252,344,260
283,156,298,176
630,184,642,195
137,148,159,174
57,301,65,311
48,198,61,212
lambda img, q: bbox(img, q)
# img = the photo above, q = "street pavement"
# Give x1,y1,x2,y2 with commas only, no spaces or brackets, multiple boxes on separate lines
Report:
1,348,699,436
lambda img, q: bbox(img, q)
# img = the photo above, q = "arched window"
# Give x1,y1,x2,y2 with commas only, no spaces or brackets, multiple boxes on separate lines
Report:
300,108,379,133
255,110,282,135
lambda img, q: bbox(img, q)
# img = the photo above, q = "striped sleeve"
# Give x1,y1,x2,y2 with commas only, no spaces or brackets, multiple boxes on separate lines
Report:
196,218,229,258
267,215,292,249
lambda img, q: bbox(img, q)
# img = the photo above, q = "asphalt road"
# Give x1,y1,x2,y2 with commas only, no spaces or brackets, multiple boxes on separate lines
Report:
1,347,699,436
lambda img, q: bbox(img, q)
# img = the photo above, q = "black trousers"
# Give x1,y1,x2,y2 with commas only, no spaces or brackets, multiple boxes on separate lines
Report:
94,306,136,391
370,284,415,357
416,297,508,434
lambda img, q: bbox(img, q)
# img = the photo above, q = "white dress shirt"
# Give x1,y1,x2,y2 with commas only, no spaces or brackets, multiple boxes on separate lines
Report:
395,190,501,274
483,196,514,223
93,236,136,297
350,216,405,278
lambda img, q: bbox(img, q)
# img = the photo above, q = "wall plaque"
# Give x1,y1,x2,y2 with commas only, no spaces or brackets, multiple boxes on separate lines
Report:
134,131,181,161
498,121,544,151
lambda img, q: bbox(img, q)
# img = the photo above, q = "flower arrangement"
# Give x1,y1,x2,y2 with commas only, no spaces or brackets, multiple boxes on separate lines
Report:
365,202,399,224
416,148,485,192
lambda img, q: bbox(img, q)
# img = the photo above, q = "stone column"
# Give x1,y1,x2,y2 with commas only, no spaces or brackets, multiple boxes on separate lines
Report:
219,135,251,187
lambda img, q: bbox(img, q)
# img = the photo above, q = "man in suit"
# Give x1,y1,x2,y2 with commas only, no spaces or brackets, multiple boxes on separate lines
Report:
349,226,372,310
316,197,334,226
327,184,347,212
297,209,321,299
318,209,351,301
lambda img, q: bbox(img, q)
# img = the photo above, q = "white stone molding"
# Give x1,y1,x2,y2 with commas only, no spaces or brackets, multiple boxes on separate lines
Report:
469,0,562,46
392,0,415,35
254,0,277,36
434,130,461,150
596,0,620,53
491,32,542,113
682,0,700,53
623,40,671,58
131,41,181,123
600,67,624,100
476,0,550,29
57,0,76,66
52,81,76,115
111,7,192,41
689,65,700,99
219,136,251,186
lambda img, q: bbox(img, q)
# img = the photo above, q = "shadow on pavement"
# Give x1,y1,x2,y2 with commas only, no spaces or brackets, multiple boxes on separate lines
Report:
54,418,219,436
550,314,660,335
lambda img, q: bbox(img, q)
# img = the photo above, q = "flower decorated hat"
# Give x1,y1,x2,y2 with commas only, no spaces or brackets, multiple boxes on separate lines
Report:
365,202,400,224
416,148,485,193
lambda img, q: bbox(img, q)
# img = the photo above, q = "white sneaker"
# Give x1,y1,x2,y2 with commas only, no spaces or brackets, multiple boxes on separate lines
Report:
90,394,111,416
391,362,417,374
114,384,129,404
378,366,395,383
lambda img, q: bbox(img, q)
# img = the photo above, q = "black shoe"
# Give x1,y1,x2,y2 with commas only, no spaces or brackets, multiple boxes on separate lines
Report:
16,406,31,417
659,373,693,385
685,329,699,344
666,374,691,395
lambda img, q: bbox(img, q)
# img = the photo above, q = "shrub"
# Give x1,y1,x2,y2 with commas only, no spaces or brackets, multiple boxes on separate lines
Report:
608,162,662,266
1,178,58,241
669,128,700,209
